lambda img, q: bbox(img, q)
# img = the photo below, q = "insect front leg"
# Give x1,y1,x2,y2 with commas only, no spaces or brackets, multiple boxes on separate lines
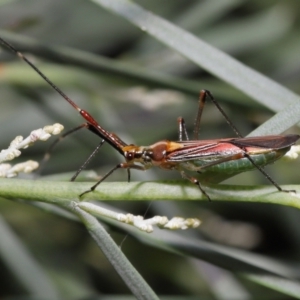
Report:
40,123,92,174
79,163,147,198
71,139,105,182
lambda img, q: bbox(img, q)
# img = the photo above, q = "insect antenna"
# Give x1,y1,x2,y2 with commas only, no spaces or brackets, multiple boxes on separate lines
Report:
0,37,127,155
0,36,133,187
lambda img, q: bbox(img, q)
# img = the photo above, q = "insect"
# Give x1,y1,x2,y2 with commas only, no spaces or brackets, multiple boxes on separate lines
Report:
0,36,299,201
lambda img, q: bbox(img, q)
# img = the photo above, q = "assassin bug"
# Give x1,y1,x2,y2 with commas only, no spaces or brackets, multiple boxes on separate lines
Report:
0,37,299,201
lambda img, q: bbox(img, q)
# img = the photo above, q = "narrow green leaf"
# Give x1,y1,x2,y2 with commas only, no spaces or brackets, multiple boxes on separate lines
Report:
90,0,300,111
73,206,159,300
0,216,59,298
244,274,300,299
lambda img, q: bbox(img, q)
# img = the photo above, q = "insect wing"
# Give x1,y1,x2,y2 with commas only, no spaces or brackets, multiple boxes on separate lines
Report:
166,135,299,184
168,135,300,162
167,139,244,162
230,134,300,150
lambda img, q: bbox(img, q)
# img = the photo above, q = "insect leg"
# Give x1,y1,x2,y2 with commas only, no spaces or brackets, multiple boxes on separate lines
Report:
180,171,211,201
203,90,243,138
241,151,294,193
80,163,147,198
40,123,91,173
127,168,131,183
193,90,208,140
177,117,189,141
198,91,291,193
71,139,105,181
196,151,294,194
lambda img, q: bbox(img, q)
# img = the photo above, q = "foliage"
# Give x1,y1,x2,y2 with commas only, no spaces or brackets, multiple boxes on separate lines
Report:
0,0,300,298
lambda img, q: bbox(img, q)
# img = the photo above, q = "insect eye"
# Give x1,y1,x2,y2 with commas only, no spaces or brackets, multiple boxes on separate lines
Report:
126,152,135,160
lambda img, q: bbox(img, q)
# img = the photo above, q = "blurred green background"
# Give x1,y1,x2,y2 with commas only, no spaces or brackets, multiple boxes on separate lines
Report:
0,0,300,298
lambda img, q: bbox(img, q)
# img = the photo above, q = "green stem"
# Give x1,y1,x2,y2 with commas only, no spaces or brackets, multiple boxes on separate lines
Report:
0,178,299,208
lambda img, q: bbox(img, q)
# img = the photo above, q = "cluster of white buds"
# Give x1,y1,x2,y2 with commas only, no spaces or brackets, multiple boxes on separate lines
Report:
283,145,300,160
77,202,201,233
0,123,64,178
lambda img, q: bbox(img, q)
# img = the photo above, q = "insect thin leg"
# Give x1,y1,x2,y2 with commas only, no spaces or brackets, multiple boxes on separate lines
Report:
241,152,294,193
205,90,243,138
80,163,146,198
127,168,131,183
177,117,189,141
199,90,288,193
80,164,122,197
180,171,211,201
202,91,290,192
193,89,243,140
71,139,105,182
193,90,207,140
39,123,89,174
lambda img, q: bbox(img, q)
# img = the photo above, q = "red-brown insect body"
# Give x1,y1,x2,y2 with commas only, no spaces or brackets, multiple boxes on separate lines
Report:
122,134,299,182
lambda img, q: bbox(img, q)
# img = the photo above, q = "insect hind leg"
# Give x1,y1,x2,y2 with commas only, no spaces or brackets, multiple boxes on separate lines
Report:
242,151,296,194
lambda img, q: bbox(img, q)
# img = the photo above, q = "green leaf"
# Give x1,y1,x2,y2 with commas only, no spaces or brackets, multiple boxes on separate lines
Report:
90,0,300,135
